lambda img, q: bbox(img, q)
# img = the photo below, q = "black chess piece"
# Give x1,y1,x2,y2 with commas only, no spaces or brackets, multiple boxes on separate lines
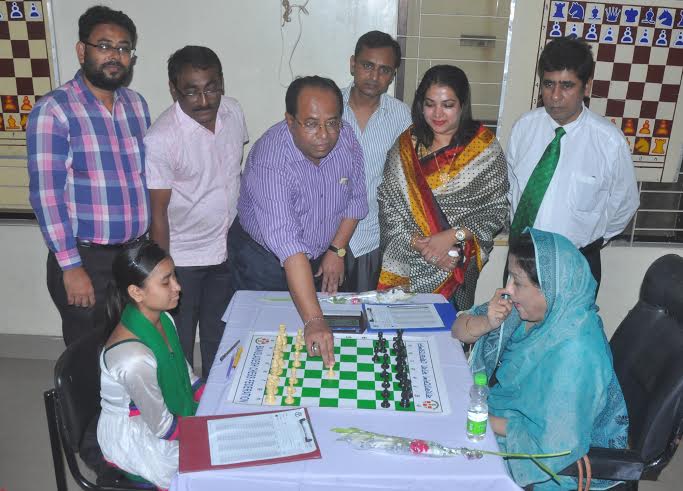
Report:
381,388,390,399
381,369,390,381
381,339,388,353
399,397,411,408
382,379,390,389
372,344,380,363
381,399,391,408
377,331,384,341
381,353,389,370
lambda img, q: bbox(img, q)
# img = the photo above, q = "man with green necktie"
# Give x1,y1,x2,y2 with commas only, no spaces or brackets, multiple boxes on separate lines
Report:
507,37,638,292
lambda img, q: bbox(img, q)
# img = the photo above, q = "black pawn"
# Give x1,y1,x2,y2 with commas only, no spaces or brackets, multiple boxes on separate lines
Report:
399,397,411,408
381,399,391,408
372,345,380,363
382,379,390,389
381,354,389,370
381,388,391,399
381,369,390,381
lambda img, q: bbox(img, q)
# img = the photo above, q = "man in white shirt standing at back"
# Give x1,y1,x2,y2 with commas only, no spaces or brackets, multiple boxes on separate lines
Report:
145,46,248,377
507,36,638,292
341,31,412,292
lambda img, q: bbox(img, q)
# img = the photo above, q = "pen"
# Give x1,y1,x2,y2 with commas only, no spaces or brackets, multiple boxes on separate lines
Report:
219,339,240,362
232,346,244,368
226,353,236,379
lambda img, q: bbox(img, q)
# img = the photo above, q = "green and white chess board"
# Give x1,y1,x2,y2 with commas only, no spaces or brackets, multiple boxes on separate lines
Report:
228,332,450,415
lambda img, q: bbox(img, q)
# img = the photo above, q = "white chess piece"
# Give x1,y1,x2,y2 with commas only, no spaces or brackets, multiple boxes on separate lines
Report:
550,22,562,37
603,27,614,42
10,2,23,19
29,2,41,18
639,28,650,44
621,27,633,43
675,32,683,47
585,24,598,41
656,30,668,46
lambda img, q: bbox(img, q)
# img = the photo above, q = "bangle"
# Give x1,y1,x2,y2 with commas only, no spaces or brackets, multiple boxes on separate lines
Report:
303,316,325,329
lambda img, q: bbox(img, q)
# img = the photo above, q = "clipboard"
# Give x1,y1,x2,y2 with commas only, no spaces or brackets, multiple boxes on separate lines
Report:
363,302,457,332
179,407,321,473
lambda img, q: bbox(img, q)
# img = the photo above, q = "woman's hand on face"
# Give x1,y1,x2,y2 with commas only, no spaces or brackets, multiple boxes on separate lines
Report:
486,288,513,329
416,230,455,265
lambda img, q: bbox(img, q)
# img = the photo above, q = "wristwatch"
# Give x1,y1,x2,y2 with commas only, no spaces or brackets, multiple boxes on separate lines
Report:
453,227,467,243
328,245,347,257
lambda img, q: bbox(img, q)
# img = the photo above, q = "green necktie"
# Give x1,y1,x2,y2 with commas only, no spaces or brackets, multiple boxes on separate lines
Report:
509,126,566,240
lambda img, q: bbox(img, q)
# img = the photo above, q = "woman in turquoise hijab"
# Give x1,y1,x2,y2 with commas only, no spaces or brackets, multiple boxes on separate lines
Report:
452,229,628,490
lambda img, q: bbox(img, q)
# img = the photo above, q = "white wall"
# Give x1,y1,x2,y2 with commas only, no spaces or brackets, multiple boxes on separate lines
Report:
50,0,397,142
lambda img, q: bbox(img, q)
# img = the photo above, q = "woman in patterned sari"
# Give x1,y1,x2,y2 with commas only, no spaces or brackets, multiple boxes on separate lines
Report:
453,229,628,490
377,64,508,310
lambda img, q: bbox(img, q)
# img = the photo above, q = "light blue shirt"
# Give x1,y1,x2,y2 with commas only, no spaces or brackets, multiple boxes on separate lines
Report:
342,84,412,257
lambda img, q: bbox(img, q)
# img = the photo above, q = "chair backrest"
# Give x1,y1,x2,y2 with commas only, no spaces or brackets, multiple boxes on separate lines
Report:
609,254,683,464
54,326,107,452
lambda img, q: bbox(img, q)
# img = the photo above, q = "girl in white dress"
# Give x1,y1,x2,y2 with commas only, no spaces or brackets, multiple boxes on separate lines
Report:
97,240,204,489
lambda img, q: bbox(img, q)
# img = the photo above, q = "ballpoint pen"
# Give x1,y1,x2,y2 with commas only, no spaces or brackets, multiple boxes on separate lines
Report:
226,353,236,379
219,339,240,362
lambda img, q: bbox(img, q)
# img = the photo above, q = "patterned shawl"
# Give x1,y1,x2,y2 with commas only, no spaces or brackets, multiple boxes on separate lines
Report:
469,229,628,489
377,124,508,310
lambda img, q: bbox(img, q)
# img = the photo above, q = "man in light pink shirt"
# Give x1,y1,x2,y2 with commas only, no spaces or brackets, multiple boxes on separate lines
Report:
145,46,248,377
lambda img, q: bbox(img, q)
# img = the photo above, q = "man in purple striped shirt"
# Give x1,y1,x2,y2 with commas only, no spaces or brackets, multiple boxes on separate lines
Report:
229,76,368,366
27,6,150,345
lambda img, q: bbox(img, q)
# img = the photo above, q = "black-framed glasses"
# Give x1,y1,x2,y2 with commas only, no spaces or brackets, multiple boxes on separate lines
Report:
83,41,136,58
294,118,343,134
173,84,223,103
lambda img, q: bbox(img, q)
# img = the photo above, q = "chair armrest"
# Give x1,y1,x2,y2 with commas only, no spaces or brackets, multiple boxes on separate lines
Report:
559,447,645,481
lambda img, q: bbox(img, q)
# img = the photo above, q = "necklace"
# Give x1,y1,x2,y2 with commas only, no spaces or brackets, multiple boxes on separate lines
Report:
431,146,456,187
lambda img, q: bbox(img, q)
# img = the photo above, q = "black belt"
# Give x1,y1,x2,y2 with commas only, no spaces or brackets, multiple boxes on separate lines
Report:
76,236,145,249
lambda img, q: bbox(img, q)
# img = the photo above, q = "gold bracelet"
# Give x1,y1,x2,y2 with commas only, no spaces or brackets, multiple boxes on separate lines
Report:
303,316,325,329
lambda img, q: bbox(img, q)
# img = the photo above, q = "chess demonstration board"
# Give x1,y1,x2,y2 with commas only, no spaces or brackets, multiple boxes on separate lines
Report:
0,0,56,153
534,1,683,181
228,332,450,415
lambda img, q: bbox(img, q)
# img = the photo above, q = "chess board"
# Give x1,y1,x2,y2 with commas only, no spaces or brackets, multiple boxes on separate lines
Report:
0,0,56,152
227,332,450,415
534,1,683,181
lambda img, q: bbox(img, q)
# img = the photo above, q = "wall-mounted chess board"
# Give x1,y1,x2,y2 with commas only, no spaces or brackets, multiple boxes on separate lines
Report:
533,1,683,182
227,332,450,415
0,0,56,155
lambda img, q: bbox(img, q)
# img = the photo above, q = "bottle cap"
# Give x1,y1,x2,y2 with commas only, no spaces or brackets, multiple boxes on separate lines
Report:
474,372,487,386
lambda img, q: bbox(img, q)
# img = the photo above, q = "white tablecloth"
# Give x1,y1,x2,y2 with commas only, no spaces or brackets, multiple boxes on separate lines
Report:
170,291,520,491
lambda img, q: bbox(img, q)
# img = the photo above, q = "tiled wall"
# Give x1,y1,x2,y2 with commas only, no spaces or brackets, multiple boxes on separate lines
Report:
399,0,512,123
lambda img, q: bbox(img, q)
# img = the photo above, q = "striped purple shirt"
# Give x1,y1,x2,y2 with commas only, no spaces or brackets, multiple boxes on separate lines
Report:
27,71,150,270
238,120,368,264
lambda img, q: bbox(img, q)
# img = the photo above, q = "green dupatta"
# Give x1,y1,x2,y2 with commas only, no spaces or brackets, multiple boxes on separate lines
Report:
121,304,198,416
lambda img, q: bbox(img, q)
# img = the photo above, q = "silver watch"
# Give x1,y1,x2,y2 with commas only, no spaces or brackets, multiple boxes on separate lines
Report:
454,228,466,243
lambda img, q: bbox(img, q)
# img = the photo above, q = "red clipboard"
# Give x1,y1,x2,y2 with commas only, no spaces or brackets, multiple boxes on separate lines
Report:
178,407,321,473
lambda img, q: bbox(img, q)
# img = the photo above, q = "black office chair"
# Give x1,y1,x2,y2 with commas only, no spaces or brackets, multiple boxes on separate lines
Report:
560,253,683,490
44,326,153,490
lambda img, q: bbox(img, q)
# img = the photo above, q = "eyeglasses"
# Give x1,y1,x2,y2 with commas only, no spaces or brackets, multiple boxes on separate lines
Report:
83,41,136,58
294,118,343,134
173,84,223,103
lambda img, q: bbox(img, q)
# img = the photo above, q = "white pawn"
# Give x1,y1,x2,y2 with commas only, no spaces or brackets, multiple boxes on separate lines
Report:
550,21,562,37
656,30,668,46
293,350,301,368
675,32,683,47
10,2,23,19
639,28,651,45
29,2,41,18
603,26,614,42
585,24,598,41
621,27,633,43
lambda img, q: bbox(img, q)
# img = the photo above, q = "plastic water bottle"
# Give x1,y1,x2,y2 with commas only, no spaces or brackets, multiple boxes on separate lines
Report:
466,372,489,442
